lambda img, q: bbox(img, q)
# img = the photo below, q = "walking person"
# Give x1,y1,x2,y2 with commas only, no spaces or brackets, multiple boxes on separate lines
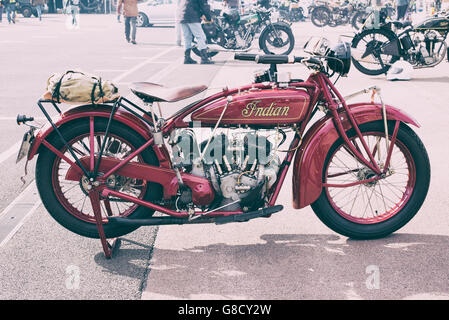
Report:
396,0,409,21
64,0,80,27
5,0,17,24
178,0,213,64
32,0,45,21
117,0,138,44
0,0,4,23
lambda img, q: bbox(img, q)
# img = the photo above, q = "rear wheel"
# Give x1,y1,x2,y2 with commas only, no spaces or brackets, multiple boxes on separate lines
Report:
311,121,430,239
351,28,400,75
36,118,163,239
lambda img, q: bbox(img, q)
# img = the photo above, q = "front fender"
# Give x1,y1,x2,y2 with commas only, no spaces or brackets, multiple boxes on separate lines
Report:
292,102,419,209
28,104,163,162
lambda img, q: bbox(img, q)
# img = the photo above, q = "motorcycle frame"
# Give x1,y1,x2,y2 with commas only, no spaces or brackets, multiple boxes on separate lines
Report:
27,66,419,257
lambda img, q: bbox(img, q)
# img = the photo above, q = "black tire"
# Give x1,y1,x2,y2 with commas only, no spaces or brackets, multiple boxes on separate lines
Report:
35,118,163,239
137,12,149,27
311,121,430,239
311,6,330,27
259,23,295,55
351,27,400,75
22,6,32,18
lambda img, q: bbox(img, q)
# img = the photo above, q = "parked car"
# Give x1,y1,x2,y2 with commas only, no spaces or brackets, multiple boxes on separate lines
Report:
137,0,175,27
136,0,224,27
16,0,39,18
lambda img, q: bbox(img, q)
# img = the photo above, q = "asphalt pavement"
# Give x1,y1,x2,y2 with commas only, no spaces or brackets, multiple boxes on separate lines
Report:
0,13,449,300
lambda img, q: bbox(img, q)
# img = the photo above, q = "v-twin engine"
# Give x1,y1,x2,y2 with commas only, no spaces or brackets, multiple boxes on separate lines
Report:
170,129,281,212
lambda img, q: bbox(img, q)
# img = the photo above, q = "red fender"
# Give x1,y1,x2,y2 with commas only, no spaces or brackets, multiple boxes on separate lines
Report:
28,104,171,167
292,103,420,209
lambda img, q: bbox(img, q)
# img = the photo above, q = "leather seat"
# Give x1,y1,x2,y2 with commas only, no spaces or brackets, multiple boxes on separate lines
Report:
129,82,208,103
391,20,412,29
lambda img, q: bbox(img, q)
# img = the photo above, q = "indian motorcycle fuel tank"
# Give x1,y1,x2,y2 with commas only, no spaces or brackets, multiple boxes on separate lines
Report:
191,88,311,127
415,15,449,34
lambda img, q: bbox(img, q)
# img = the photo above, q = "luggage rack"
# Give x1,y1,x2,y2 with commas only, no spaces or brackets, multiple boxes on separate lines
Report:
34,96,161,258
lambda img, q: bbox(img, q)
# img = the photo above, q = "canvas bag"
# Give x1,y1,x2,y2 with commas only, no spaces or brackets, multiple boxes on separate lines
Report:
46,71,120,104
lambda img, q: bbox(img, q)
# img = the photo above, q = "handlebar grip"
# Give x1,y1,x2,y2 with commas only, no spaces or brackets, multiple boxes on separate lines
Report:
234,53,257,61
256,55,290,64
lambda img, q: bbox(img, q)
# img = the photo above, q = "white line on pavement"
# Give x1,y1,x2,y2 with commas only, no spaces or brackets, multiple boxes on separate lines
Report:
112,46,178,83
0,141,22,166
0,199,42,248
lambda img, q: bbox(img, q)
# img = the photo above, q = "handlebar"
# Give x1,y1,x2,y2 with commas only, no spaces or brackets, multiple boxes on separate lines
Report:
234,53,322,66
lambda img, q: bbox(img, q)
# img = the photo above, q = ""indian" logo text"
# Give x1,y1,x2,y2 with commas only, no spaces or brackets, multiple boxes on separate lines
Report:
241,101,290,118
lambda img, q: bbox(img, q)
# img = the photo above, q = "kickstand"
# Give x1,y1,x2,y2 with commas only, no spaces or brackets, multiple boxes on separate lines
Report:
89,191,121,259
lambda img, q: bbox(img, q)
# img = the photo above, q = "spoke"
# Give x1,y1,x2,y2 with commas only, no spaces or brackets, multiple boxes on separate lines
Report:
349,184,363,215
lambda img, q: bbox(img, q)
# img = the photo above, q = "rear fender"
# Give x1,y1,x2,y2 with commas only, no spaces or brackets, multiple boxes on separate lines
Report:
292,102,419,209
28,104,170,167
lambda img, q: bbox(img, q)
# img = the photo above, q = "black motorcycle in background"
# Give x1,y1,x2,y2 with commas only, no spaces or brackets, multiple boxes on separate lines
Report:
351,11,449,75
193,6,295,57
276,0,307,23
311,0,358,27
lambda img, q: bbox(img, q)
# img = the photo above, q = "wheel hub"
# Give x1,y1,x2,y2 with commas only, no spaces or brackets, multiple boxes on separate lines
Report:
357,168,377,187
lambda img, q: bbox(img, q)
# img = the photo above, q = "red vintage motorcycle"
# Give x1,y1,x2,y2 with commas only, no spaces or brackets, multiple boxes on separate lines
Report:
16,40,430,258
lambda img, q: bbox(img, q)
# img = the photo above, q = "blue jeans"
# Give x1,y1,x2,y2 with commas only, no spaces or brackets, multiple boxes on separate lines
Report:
181,23,207,50
125,16,137,41
35,4,42,20
6,3,16,23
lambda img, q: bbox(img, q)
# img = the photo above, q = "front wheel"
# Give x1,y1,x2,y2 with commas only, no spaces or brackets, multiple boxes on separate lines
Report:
311,121,430,239
259,24,295,55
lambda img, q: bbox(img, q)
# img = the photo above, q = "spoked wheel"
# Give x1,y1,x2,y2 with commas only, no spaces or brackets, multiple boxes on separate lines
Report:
36,118,162,239
311,7,330,27
259,24,295,55
311,121,430,239
351,28,400,75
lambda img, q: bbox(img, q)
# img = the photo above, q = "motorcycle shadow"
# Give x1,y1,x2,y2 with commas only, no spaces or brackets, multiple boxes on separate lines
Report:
95,232,449,300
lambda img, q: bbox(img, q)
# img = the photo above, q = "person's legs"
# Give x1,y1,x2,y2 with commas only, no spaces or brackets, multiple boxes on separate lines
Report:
188,22,212,64
130,16,137,43
188,22,207,50
11,3,15,23
36,5,42,20
397,5,407,20
181,23,197,64
0,6,3,23
181,23,193,50
124,16,131,42
6,4,11,23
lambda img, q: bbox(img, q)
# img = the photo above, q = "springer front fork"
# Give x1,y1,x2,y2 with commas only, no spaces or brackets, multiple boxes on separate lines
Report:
341,85,396,177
